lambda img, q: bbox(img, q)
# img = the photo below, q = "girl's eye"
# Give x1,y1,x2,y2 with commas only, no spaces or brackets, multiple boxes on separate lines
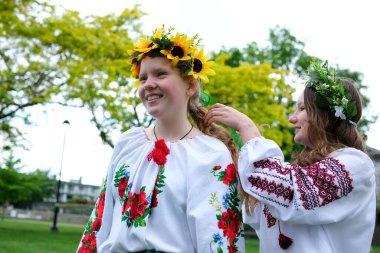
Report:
158,72,167,78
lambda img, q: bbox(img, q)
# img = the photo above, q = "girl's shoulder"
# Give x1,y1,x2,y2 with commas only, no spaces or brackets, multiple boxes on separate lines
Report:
113,127,148,150
329,147,373,165
180,133,230,154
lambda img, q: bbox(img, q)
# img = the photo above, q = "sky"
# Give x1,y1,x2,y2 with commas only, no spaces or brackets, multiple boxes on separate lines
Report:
15,0,380,186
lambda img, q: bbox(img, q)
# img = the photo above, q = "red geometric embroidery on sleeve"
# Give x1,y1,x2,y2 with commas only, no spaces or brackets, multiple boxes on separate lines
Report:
263,205,277,228
294,158,353,210
254,158,291,175
248,176,293,202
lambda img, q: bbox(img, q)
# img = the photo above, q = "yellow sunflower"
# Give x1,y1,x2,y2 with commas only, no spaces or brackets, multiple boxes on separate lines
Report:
160,32,193,66
152,28,164,39
133,37,158,58
128,59,140,79
191,48,215,83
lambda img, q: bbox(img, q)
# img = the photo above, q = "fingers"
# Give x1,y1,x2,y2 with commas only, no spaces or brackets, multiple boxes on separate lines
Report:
209,103,225,110
204,106,230,126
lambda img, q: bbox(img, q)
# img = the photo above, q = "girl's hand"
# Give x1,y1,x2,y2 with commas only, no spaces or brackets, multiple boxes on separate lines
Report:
204,103,261,143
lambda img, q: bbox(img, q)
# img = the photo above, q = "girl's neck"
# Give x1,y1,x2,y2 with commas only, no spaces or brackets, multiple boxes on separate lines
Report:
154,118,193,142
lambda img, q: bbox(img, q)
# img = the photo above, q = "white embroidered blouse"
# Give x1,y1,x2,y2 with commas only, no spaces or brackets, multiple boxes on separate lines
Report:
240,137,376,253
77,127,245,253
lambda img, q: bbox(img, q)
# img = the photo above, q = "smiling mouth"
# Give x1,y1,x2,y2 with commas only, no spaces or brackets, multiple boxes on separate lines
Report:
145,94,163,102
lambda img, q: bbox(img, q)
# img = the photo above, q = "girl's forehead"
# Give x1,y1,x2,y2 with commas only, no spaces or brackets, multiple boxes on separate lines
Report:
141,56,170,65
297,91,304,104
140,57,171,70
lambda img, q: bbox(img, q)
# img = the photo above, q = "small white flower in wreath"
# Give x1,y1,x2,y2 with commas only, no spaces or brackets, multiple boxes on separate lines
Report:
334,106,346,120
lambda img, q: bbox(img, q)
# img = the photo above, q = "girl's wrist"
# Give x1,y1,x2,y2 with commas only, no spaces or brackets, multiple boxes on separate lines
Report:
239,124,261,143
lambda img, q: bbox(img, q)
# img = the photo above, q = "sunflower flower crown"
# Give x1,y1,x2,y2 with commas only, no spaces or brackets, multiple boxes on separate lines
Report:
304,60,357,125
127,26,215,83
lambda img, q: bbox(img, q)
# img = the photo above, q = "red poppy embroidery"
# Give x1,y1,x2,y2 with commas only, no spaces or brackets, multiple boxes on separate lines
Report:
79,179,107,253
91,191,105,231
223,164,237,185
147,139,170,166
78,232,97,253
213,165,222,171
129,191,149,220
114,164,130,202
151,187,159,208
217,208,241,248
210,163,243,253
122,192,132,215
118,177,128,199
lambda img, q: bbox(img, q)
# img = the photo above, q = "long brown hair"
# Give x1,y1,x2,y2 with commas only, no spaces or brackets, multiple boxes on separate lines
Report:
187,78,257,214
294,78,364,166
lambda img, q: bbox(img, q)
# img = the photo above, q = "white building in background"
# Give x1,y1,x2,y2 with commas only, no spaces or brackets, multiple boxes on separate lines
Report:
58,177,101,202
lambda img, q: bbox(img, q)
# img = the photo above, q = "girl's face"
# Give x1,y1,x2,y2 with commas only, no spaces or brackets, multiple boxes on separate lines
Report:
138,57,194,120
289,91,312,148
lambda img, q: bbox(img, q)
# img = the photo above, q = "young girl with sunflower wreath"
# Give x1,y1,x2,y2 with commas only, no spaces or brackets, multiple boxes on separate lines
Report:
77,27,245,253
204,60,376,252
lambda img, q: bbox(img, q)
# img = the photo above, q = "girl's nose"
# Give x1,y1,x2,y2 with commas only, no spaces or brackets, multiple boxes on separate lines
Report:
143,78,157,91
288,114,296,124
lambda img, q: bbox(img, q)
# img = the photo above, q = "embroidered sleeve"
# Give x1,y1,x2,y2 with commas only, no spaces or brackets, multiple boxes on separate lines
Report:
187,153,245,253
238,137,370,225
77,178,107,253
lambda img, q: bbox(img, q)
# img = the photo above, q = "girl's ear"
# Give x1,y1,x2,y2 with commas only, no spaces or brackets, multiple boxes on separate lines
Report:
186,78,198,97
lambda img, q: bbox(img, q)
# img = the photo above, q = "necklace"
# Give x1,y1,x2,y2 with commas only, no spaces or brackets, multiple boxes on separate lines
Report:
153,125,193,141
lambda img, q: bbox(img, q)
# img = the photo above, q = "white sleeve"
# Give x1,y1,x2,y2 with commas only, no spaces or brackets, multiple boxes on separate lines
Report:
242,203,262,239
76,133,126,252
186,149,245,253
76,172,112,253
238,137,376,225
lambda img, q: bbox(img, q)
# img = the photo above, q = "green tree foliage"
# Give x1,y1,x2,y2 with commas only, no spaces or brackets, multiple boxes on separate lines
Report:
0,154,55,207
1,1,374,166
212,26,374,140
207,56,295,157
1,0,145,153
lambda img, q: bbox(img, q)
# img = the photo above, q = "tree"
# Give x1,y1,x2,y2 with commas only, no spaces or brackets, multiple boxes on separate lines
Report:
0,154,55,219
212,26,375,140
207,55,295,157
1,0,145,156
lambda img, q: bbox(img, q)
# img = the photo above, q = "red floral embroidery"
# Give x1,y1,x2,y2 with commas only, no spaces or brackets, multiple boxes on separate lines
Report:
79,180,107,253
147,139,170,166
213,165,222,171
91,191,105,231
91,219,101,232
217,208,241,252
78,233,97,253
210,163,243,252
223,164,237,185
122,192,132,215
228,245,238,253
118,177,128,199
151,187,158,208
97,192,105,220
129,191,149,220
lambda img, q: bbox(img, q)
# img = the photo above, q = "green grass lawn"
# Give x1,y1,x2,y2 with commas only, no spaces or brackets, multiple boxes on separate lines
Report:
0,219,378,253
0,219,83,253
